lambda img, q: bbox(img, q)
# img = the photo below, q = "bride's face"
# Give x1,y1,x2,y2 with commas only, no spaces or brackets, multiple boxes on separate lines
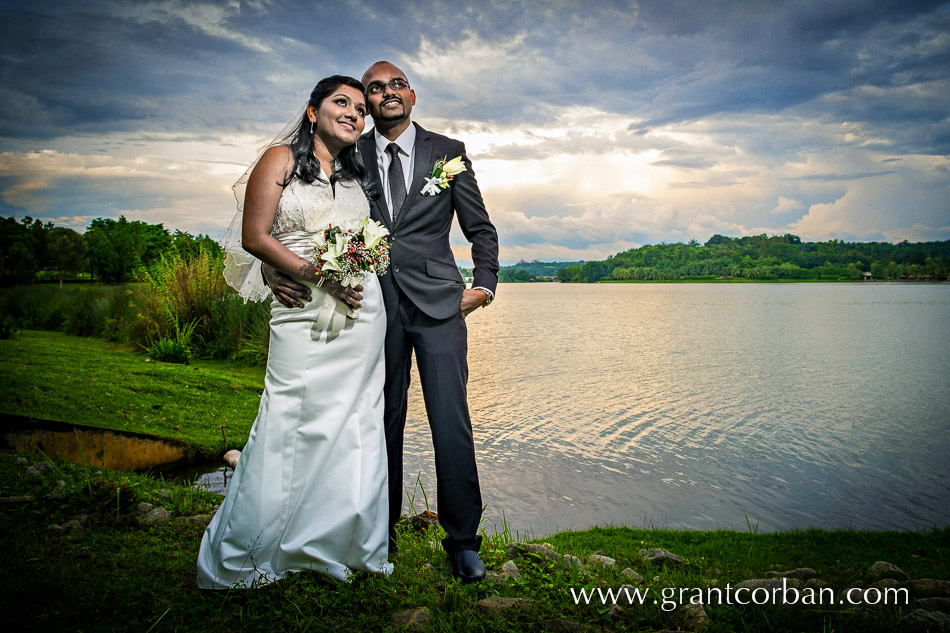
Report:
309,84,367,151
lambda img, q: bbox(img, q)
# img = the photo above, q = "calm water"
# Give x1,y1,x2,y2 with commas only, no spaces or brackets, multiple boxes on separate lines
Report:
399,283,950,536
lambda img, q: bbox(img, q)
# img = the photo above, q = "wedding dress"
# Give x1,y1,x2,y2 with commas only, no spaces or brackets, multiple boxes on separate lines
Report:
197,176,392,588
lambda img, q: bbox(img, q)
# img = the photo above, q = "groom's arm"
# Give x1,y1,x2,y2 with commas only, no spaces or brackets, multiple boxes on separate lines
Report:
451,141,499,302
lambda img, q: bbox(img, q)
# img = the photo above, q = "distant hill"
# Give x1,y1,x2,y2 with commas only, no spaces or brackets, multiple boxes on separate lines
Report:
554,234,949,282
498,260,583,282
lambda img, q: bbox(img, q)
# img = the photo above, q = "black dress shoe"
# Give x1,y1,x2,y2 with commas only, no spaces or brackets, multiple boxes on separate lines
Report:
450,549,486,584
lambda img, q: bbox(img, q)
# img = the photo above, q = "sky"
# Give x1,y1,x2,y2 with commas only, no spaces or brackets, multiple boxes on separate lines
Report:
1,0,948,265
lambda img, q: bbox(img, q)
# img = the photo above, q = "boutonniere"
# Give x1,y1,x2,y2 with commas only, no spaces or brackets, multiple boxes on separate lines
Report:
421,155,466,196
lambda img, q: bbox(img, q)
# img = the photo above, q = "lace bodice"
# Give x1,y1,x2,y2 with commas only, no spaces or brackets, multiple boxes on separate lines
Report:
271,176,370,235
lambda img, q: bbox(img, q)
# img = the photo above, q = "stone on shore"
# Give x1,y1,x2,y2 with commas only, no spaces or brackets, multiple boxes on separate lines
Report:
675,603,710,630
410,510,440,532
868,560,909,582
587,554,617,567
476,596,535,617
390,607,431,631
641,548,685,565
223,450,241,469
901,609,950,631
621,567,644,583
765,567,818,580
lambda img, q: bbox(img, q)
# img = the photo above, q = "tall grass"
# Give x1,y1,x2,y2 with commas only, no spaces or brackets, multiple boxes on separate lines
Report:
0,248,272,365
129,248,271,364
0,284,136,338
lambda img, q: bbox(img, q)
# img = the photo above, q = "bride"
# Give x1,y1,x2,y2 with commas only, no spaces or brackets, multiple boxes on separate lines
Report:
197,75,392,588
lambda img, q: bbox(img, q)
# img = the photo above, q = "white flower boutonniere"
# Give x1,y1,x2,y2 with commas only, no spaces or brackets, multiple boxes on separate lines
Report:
422,155,466,196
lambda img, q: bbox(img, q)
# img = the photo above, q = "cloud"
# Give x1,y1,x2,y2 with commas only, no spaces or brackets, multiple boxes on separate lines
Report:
1,0,948,263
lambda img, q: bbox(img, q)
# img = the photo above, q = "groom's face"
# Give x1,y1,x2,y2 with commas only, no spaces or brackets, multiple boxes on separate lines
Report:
363,62,415,124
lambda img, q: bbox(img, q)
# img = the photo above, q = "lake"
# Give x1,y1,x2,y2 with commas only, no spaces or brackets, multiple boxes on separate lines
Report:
399,282,950,537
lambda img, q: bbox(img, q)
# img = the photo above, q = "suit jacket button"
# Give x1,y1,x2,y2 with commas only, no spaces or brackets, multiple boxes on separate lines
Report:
394,265,400,273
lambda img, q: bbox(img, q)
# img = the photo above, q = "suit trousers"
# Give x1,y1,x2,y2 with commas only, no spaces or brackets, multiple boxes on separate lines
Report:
384,287,483,554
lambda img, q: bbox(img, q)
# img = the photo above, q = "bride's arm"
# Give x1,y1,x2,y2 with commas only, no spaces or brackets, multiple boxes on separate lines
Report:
241,146,320,284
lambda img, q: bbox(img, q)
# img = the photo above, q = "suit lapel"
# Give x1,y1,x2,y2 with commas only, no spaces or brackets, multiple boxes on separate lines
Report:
400,123,432,226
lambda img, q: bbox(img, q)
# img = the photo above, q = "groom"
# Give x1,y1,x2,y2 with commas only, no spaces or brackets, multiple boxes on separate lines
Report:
269,61,498,583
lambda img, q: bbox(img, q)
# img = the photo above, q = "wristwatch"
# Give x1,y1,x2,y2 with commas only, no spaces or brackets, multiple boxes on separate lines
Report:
474,286,493,307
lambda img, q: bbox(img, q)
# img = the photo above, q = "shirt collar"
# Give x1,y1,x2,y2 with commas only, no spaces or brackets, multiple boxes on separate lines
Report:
374,123,416,158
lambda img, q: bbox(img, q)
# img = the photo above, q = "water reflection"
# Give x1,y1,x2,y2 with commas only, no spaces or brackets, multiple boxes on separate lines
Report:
402,283,950,536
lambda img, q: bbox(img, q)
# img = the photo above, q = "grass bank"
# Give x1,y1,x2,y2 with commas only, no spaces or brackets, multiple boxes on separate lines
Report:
0,330,264,456
2,451,947,632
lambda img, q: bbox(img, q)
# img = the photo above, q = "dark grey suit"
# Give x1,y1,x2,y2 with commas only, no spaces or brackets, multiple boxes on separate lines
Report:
358,122,499,553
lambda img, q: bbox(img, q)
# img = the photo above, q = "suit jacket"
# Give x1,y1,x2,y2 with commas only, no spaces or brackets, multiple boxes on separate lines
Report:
359,122,499,320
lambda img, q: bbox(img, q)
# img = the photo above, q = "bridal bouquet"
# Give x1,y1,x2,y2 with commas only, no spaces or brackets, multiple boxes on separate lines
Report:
310,217,390,288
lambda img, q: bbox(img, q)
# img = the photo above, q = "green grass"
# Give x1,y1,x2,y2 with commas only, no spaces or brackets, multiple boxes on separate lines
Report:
1,331,948,631
0,330,264,455
1,451,946,633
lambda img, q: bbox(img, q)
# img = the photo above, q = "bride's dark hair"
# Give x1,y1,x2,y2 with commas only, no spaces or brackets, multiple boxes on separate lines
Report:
282,75,376,199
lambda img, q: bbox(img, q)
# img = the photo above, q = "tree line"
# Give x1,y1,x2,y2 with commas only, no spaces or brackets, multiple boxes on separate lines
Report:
0,216,222,286
556,234,950,282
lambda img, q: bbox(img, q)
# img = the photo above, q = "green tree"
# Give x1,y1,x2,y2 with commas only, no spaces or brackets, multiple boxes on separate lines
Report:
47,227,87,287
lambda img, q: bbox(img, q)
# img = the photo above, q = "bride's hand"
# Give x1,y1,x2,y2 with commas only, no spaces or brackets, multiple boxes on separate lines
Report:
323,280,363,310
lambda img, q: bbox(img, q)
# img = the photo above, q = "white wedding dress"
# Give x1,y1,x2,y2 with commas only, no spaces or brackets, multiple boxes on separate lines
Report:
197,176,392,588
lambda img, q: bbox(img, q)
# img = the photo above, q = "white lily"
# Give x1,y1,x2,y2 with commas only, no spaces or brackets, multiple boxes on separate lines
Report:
421,177,442,196
441,155,466,176
312,230,327,250
320,233,348,272
362,217,389,250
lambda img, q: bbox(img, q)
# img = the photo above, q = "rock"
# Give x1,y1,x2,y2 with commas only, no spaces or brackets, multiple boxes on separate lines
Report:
141,507,172,524
675,603,710,630
175,514,212,528
901,609,950,631
15,457,27,464
805,578,833,591
765,567,817,580
910,579,950,597
869,578,903,591
735,577,804,599
24,466,41,478
34,461,54,474
223,450,241,469
621,567,644,583
476,596,534,617
914,597,950,612
541,619,591,632
135,502,154,515
390,607,431,631
608,604,624,620
868,560,909,582
422,563,437,573
587,554,616,567
563,554,582,569
94,471,103,478
505,542,525,557
47,481,66,499
641,548,685,565
154,489,171,500
524,543,563,563
0,495,32,504
47,523,65,535
409,510,439,532
500,560,522,581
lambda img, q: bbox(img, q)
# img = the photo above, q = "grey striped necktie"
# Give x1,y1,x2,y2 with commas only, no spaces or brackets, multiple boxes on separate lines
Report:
386,142,407,221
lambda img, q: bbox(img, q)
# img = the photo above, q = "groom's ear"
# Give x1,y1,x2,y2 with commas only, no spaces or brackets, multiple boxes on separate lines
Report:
410,89,416,106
